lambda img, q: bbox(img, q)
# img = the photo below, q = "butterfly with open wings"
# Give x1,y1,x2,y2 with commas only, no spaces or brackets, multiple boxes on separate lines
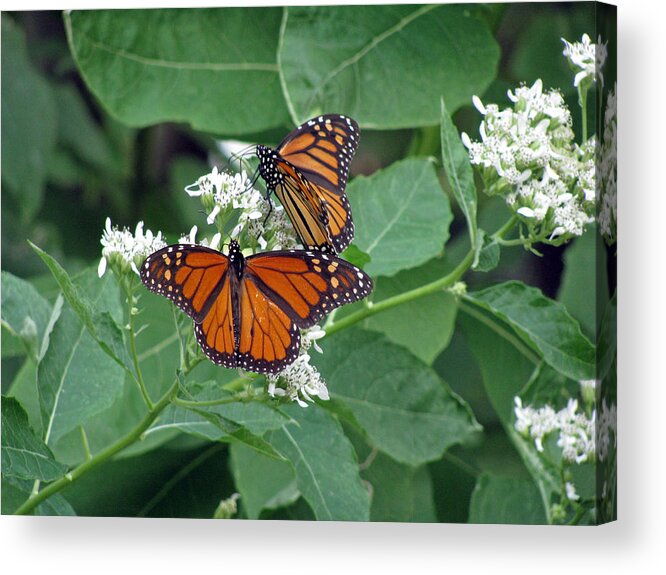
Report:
256,114,360,254
140,240,372,374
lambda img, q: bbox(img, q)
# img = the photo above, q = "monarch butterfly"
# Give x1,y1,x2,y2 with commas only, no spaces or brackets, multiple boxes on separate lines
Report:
140,240,372,374
256,114,360,254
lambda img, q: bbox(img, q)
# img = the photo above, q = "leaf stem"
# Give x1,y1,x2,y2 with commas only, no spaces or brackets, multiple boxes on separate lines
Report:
14,379,180,516
172,390,261,408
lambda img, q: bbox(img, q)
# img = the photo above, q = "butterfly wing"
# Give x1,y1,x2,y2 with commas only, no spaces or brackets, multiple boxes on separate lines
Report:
245,249,373,329
140,244,230,324
276,114,359,253
230,275,302,373
272,160,335,253
277,114,360,194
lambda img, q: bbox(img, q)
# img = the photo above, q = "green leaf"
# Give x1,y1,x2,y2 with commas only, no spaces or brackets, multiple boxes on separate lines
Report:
597,293,616,382
363,452,437,522
465,281,595,381
268,405,370,521
187,407,284,461
37,270,126,446
315,328,481,466
459,306,536,423
2,475,76,516
339,243,371,270
366,256,457,364
229,443,298,519
65,8,289,135
440,97,477,248
1,396,68,482
468,473,547,524
472,230,500,273
1,271,55,361
557,229,600,337
52,83,115,169
347,158,452,277
1,15,57,221
29,242,135,377
279,5,499,128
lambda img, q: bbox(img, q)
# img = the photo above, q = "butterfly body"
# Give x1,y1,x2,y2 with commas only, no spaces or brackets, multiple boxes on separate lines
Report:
141,240,372,374
256,114,360,254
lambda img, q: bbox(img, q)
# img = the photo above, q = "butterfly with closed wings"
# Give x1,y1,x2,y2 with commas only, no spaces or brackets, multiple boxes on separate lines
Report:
255,114,360,254
140,240,372,374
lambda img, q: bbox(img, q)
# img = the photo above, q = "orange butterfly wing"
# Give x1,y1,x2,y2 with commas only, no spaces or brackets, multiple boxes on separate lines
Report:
246,249,373,328
260,114,359,254
140,244,229,323
278,115,359,195
141,242,373,374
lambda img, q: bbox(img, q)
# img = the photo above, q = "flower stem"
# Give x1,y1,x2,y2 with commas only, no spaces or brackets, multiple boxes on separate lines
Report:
125,283,153,410
579,85,588,143
14,379,180,516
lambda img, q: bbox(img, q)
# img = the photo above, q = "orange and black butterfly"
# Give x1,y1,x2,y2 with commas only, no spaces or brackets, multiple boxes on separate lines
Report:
140,240,372,374
256,114,360,254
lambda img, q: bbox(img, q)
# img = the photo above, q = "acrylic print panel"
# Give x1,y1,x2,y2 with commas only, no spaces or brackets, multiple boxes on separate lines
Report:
1,2,616,524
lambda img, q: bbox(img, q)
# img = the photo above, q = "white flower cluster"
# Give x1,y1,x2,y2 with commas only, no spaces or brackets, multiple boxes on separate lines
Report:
98,218,166,278
185,166,298,251
266,326,329,407
462,80,595,243
598,84,617,245
514,396,595,464
561,33,607,88
596,398,617,462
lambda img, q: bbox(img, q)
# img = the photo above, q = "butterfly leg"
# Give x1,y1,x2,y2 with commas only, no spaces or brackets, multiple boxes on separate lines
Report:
263,191,274,227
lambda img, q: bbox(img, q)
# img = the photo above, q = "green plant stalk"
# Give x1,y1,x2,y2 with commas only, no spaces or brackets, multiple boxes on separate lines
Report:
578,84,588,143
14,379,179,516
326,216,518,337
125,282,153,410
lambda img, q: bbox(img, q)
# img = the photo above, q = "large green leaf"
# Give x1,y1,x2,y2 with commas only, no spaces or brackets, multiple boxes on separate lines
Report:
30,243,135,378
229,443,298,519
1,271,56,361
1,15,57,221
468,473,547,524
37,271,126,446
279,5,499,128
346,158,452,277
65,8,290,135
465,281,596,381
1,397,67,482
315,328,480,466
440,98,477,248
268,405,370,521
366,255,457,364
